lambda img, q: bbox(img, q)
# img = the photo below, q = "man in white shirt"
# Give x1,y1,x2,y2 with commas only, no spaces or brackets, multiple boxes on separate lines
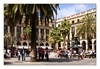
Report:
89,50,93,59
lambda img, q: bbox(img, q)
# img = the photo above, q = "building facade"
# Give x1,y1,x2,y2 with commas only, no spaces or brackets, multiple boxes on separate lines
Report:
4,8,96,51
56,8,96,51
4,16,56,49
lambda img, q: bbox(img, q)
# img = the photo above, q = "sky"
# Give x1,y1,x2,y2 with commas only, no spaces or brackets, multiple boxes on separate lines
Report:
55,4,96,19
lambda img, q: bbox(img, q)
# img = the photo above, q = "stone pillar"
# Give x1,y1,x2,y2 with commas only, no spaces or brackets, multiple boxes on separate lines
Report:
80,36,82,40
85,33,87,39
74,27,77,37
86,41,88,50
38,29,41,46
49,43,52,48
61,42,63,49
70,28,72,50
8,26,10,33
14,26,17,37
92,40,95,50
92,43,95,50
80,40,82,46
21,27,23,41
44,29,46,42
65,42,68,50
21,27,23,37
55,43,58,50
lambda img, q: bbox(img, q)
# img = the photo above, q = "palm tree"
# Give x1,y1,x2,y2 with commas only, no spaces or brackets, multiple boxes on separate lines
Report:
49,27,63,52
4,4,59,62
23,25,31,50
54,4,60,27
76,13,96,50
60,19,71,50
4,33,11,49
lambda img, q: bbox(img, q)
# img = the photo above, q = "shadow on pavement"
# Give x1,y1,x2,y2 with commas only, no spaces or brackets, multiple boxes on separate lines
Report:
47,58,81,62
25,58,82,62
4,62,12,65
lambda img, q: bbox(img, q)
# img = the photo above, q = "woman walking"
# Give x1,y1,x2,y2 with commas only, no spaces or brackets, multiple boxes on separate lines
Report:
18,50,21,61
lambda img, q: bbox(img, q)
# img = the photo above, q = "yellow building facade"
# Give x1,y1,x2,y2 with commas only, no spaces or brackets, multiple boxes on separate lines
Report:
56,8,96,51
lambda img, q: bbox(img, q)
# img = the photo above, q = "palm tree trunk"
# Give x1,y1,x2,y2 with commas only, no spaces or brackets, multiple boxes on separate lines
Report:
30,8,37,62
26,35,29,50
54,42,57,52
63,37,66,50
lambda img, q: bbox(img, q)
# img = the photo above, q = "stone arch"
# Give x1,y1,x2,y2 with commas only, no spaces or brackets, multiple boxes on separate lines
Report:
67,42,70,50
40,43,44,46
89,40,92,49
58,42,61,48
23,42,27,46
36,42,38,46
17,41,21,46
45,43,49,46
51,43,54,48
29,42,31,46
82,41,86,50
94,40,96,51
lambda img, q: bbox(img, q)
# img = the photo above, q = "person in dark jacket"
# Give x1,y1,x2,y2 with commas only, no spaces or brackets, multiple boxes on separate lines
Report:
45,47,49,61
21,47,26,61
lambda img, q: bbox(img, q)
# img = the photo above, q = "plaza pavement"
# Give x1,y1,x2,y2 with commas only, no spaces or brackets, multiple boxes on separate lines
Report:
4,52,96,65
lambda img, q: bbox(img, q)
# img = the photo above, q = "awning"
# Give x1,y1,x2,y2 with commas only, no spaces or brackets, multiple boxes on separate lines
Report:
17,46,31,49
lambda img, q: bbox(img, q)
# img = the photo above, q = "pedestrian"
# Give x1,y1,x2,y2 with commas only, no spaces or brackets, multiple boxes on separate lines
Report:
92,50,95,58
21,47,26,61
89,49,93,59
41,48,45,61
73,50,76,58
38,47,42,61
45,47,49,61
78,48,81,60
18,50,21,61
65,50,68,58
4,48,6,59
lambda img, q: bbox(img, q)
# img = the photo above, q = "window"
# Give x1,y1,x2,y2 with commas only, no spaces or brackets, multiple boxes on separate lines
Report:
72,33,74,40
36,29,38,34
68,34,70,39
72,20,74,24
72,27,75,33
46,29,49,34
58,24,60,27
17,33,21,39
52,24,54,27
46,36,48,41
4,25,7,31
10,27,14,32
41,29,44,34
17,26,21,32
77,19,79,23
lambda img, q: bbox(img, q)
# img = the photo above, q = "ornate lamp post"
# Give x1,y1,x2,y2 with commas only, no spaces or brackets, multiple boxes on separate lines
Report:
69,36,83,53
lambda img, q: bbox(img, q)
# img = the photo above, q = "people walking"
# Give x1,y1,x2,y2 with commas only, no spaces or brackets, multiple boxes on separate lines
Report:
18,50,21,61
21,47,26,61
73,50,76,58
38,47,42,61
92,50,95,58
45,47,49,61
41,48,45,61
78,48,81,60
89,49,93,59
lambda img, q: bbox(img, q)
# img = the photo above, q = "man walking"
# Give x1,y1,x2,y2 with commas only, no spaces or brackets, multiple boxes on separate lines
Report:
21,47,26,61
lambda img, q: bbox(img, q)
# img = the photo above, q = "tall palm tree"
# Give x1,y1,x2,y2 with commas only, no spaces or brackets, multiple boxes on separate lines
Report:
76,13,96,50
4,4,59,62
23,25,31,50
4,33,11,49
60,19,71,50
49,27,63,51
4,4,24,57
